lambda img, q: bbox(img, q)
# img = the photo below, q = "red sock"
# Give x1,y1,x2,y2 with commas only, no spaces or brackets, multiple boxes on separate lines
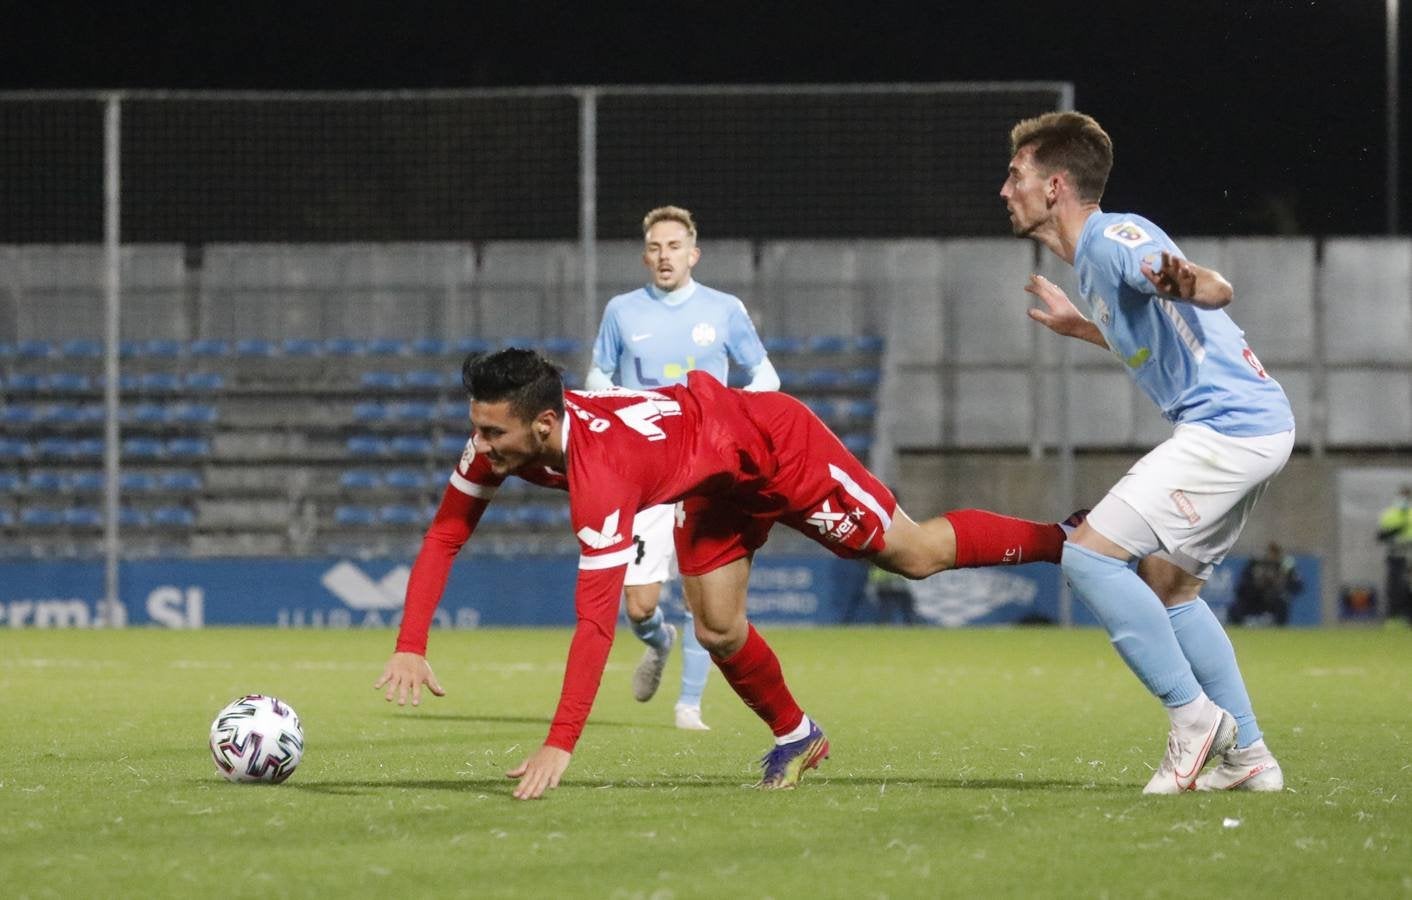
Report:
944,509,1064,567
713,624,805,737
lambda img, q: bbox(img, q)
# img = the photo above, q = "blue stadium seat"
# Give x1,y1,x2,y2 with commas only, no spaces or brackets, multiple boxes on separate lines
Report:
0,472,20,491
435,434,466,457
37,437,81,460
454,337,494,355
412,337,448,357
2,405,36,427
437,399,467,423
804,369,846,389
63,506,104,528
183,372,226,392
391,402,437,423
69,471,104,492
122,437,165,459
6,373,42,394
21,507,64,527
77,404,107,425
157,471,204,492
0,438,34,460
18,340,53,359
776,369,807,390
0,341,13,359
61,338,103,359
843,399,878,419
74,438,104,459
0,508,14,527
360,371,403,391
389,435,434,457
384,469,428,491
404,370,444,390
324,337,367,357
130,403,168,425
803,398,836,420
806,335,850,354
151,506,196,528
119,339,146,359
354,402,388,423
119,506,150,528
854,335,885,353
143,339,183,359
166,437,212,459
282,338,324,357
235,338,276,357
516,505,559,527
339,470,382,490
27,471,68,492
44,372,94,393
842,433,873,456
846,368,881,388
139,372,181,393
171,403,218,426
95,373,141,392
542,337,581,356
188,339,231,358
120,472,156,493
478,506,513,527
367,338,408,356
333,505,377,527
764,336,805,354
561,370,582,389
346,435,389,457
378,504,423,526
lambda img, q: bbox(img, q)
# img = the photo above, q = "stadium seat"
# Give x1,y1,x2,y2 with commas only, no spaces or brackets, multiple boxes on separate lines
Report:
404,370,444,390
151,506,196,528
21,507,64,527
5,373,42,394
69,471,105,492
139,372,181,393
183,372,226,391
0,438,34,460
391,402,437,423
61,338,103,359
143,339,183,359
43,372,94,393
18,340,53,359
2,406,36,427
324,337,368,357
334,505,377,527
0,472,20,492
282,337,324,357
360,371,403,391
367,338,408,356
77,404,107,425
339,470,382,490
804,369,846,389
542,337,581,356
389,435,434,457
157,471,204,492
0,508,14,527
854,335,885,353
37,437,81,460
119,339,146,359
378,504,423,526
235,338,276,357
171,403,219,426
130,403,168,426
437,433,468,456
412,337,448,357
27,471,68,492
0,342,13,359
188,338,231,358
166,437,212,459
806,335,850,354
74,438,104,459
764,336,805,354
122,437,165,459
120,472,156,493
354,402,389,423
478,505,514,527
842,433,872,455
843,399,878,419
454,337,494,355
346,435,390,457
63,506,104,528
119,506,150,528
384,468,429,490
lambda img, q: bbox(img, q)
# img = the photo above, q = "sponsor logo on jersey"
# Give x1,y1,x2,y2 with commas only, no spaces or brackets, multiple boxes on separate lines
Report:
577,510,624,550
630,332,653,342
805,500,861,542
1242,346,1267,379
691,322,717,347
459,439,476,473
1103,221,1152,248
1170,490,1201,525
1125,347,1151,368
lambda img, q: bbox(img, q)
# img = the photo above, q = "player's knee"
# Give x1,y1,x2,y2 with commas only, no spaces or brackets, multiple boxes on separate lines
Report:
693,617,745,656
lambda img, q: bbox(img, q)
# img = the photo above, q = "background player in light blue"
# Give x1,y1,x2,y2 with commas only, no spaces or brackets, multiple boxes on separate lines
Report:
1003,112,1294,794
586,205,780,730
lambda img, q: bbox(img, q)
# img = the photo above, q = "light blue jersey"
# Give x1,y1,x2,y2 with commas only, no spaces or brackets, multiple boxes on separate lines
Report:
591,281,767,389
1074,211,1294,437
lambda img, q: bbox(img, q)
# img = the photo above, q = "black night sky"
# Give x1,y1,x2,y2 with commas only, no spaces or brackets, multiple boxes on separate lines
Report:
2,1,1406,236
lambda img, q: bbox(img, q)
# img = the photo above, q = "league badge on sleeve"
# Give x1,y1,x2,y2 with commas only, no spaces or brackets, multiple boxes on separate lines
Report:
1103,221,1152,248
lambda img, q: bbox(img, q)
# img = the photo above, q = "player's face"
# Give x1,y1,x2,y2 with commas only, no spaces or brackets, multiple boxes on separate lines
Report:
642,220,701,292
470,399,550,475
1000,145,1052,238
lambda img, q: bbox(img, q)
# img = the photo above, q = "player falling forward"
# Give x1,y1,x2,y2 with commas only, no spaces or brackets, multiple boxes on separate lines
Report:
1003,111,1292,793
586,205,782,731
377,348,1073,799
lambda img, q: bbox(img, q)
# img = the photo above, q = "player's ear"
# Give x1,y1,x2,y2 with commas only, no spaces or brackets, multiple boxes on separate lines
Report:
688,245,701,267
533,408,557,440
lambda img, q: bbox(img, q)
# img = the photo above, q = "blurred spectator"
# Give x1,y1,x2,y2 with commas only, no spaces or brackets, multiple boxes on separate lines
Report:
1229,542,1302,626
1377,485,1412,624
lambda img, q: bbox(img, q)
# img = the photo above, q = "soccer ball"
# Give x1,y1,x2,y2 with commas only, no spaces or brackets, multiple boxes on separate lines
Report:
208,694,304,784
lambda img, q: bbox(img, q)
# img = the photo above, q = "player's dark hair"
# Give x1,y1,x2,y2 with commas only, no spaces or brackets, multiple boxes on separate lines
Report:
461,348,565,421
1010,111,1113,204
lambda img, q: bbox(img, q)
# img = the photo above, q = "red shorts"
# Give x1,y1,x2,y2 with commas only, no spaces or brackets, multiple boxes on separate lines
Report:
674,390,897,576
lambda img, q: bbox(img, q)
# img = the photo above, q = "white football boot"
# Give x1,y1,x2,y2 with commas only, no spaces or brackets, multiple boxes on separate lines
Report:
632,622,676,702
1143,696,1238,795
1195,738,1284,792
674,702,710,731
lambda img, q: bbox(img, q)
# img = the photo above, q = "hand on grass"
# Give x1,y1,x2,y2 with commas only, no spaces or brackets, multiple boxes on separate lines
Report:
506,745,572,800
373,652,446,706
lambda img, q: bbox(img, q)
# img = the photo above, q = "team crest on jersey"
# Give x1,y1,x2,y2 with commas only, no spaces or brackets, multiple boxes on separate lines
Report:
691,322,717,347
1103,221,1152,248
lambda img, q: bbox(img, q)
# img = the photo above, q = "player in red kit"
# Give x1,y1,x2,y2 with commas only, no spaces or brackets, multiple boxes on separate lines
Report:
376,348,1070,799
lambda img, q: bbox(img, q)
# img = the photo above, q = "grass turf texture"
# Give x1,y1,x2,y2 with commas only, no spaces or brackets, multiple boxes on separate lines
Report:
1,627,1408,898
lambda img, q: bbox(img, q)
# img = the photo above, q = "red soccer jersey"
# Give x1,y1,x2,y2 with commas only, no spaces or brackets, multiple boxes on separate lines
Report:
396,371,896,753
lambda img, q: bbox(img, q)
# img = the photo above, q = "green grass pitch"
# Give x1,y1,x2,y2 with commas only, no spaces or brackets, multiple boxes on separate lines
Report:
2,627,1409,898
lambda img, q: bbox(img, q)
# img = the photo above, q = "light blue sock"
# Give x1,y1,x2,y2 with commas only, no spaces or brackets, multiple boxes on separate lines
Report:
1167,598,1261,747
631,606,671,651
1062,543,1202,707
677,608,709,707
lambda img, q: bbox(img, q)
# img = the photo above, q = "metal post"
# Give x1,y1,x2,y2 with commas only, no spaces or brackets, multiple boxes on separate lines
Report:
579,89,599,354
102,94,122,621
1389,0,1401,234
1055,85,1077,627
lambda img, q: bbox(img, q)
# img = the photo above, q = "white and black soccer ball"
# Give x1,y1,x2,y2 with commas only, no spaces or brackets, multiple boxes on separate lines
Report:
209,694,304,784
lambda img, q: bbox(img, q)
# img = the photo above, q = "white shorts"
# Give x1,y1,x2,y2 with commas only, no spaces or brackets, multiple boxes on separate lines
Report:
1086,424,1295,580
624,503,678,587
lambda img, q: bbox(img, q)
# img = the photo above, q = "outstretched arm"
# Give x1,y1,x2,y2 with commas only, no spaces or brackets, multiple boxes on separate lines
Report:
1025,275,1109,350
1140,250,1232,309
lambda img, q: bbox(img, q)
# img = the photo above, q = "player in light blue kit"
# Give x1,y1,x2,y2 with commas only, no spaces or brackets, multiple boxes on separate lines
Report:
586,205,780,731
1002,112,1292,794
